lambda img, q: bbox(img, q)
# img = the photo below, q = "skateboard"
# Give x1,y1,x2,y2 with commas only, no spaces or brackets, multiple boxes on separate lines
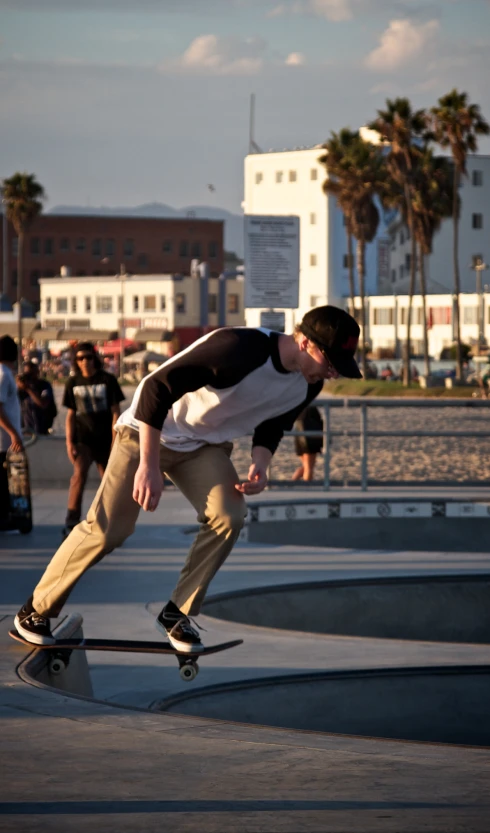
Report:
3,449,33,534
9,631,243,682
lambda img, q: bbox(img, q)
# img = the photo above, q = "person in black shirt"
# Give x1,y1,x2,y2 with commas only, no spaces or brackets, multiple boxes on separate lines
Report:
17,361,57,435
62,342,124,537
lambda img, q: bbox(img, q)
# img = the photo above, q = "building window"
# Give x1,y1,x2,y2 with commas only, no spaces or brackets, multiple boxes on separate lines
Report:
30,237,40,255
75,238,86,252
118,296,123,313
276,171,283,183
472,170,483,187
175,292,186,313
71,297,77,313
405,253,411,269
30,269,41,286
123,238,134,257
310,295,322,307
472,213,483,229
137,253,148,268
92,238,102,256
60,238,70,252
56,297,68,313
227,294,239,314
208,241,218,258
343,254,353,268
310,213,316,225
162,239,172,253
310,254,317,266
133,296,139,312
391,269,396,283
399,264,405,279
399,230,405,245
190,241,200,259
255,172,263,184
143,295,156,311
95,296,112,313
208,294,217,314
11,269,17,286
428,306,452,325
85,297,91,313
463,306,478,325
289,170,297,182
106,239,115,257
179,240,188,257
44,238,54,255
373,308,394,325
310,169,318,181
46,298,52,313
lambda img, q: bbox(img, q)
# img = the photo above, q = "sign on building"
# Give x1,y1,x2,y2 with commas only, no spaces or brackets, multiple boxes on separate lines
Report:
244,215,300,309
260,311,286,332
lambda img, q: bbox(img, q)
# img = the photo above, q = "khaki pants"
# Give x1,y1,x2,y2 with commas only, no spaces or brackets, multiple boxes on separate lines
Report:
33,426,247,618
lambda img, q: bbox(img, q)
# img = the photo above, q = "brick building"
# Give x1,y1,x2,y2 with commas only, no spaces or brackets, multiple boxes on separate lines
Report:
0,215,224,310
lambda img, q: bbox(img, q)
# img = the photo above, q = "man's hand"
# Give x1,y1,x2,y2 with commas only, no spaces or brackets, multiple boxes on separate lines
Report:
235,461,268,495
9,432,24,453
133,464,164,512
66,442,78,466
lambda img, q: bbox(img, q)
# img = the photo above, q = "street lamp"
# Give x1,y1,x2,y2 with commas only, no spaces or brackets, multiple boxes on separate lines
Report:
118,264,127,379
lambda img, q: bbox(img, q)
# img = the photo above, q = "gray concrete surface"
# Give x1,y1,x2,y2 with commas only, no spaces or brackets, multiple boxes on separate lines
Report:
2,487,490,831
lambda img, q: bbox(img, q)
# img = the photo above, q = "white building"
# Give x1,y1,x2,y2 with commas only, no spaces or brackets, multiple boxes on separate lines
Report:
384,155,490,295
37,272,245,353
356,291,489,360
242,139,389,330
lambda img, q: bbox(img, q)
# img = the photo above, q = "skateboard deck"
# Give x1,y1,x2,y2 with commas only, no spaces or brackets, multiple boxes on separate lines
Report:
9,631,243,681
4,449,33,534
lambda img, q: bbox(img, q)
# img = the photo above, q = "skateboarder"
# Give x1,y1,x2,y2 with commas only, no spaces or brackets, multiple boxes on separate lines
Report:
0,336,24,530
15,306,362,652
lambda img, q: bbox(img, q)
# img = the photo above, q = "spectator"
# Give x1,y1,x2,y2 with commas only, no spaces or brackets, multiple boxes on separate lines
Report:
62,342,125,538
292,404,324,481
17,361,57,435
0,336,23,529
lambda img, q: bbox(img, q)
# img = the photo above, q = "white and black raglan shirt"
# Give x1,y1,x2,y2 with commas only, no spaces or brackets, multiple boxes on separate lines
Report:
117,327,323,455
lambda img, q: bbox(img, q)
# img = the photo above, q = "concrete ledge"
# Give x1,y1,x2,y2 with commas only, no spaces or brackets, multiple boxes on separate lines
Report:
17,613,94,698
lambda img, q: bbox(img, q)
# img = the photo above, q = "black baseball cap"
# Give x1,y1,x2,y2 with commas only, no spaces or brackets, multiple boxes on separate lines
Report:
299,305,362,379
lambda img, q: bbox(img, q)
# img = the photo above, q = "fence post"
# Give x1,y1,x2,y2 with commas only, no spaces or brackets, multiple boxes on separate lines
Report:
360,403,368,491
323,402,330,491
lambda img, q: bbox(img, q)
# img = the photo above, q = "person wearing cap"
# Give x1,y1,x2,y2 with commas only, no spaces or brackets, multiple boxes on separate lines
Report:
14,306,361,650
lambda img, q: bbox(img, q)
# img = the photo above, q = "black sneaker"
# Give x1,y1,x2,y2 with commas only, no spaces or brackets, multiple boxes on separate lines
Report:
14,599,55,645
156,601,204,654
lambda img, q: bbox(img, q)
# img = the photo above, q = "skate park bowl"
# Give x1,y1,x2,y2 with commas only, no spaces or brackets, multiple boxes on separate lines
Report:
244,497,490,552
202,574,490,643
155,573,490,745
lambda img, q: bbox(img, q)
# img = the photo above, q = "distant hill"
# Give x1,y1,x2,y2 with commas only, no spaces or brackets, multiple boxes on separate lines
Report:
48,203,244,257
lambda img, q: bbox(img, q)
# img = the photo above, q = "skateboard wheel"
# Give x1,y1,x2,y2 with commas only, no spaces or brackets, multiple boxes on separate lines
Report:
49,657,67,675
179,662,198,682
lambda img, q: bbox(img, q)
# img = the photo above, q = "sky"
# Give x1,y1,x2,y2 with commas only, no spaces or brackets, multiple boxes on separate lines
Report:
1,0,490,214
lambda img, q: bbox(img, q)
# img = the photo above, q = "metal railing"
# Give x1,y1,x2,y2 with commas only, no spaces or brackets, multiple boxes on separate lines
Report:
271,397,490,491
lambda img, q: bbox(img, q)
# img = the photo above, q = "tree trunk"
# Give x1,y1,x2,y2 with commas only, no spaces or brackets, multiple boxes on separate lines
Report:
356,236,367,378
346,227,355,313
453,166,463,381
17,229,24,372
403,186,416,386
419,245,431,378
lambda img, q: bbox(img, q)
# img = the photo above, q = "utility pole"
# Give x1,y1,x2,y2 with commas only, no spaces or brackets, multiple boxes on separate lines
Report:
119,264,126,379
473,257,488,355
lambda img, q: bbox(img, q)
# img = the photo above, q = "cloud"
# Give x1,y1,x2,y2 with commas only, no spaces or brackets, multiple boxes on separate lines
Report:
306,0,352,21
365,18,440,71
161,34,266,76
285,52,305,65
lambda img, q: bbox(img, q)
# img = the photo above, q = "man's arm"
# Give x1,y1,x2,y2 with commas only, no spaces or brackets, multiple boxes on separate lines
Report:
65,409,78,465
0,403,23,452
132,422,163,512
235,445,271,496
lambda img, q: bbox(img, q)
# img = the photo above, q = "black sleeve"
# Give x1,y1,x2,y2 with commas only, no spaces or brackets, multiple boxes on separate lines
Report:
62,378,76,411
134,328,272,430
106,374,125,406
252,382,324,455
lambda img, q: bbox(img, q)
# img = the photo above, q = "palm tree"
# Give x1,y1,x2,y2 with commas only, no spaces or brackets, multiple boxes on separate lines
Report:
411,151,454,377
320,130,384,376
2,173,46,368
430,90,489,381
369,99,427,385
319,130,357,314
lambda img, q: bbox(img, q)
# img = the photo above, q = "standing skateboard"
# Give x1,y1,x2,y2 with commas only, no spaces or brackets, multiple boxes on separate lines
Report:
9,631,243,682
4,448,33,534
